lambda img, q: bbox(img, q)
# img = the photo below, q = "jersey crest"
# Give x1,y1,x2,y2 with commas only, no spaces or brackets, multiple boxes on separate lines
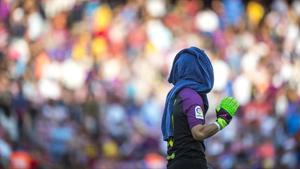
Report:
195,106,204,119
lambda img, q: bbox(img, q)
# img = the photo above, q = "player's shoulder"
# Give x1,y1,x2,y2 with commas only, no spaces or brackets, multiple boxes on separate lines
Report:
178,88,202,101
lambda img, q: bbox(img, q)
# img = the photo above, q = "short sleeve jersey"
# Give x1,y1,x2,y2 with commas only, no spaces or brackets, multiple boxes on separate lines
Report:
167,88,208,167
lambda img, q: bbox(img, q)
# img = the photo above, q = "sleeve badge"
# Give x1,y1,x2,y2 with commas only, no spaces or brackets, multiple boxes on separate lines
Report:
195,106,204,119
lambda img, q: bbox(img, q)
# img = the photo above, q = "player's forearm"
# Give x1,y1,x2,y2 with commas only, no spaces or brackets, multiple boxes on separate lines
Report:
191,123,219,141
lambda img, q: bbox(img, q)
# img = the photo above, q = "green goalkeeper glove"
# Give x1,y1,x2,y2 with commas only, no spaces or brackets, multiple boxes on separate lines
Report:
215,97,239,130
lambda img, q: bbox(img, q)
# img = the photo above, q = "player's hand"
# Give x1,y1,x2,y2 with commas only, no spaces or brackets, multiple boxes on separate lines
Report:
215,97,239,130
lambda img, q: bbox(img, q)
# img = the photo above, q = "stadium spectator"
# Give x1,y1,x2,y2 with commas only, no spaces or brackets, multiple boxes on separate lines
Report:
0,0,299,168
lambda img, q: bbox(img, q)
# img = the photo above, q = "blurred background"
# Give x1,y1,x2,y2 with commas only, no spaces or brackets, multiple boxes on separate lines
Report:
0,0,300,169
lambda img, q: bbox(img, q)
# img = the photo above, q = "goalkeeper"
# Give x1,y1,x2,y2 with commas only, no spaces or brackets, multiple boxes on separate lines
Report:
161,47,239,169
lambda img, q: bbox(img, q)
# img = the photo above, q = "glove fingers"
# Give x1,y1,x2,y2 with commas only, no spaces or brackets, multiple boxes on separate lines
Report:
219,97,239,116
221,97,227,106
227,97,236,112
235,102,240,109
230,99,237,108
228,97,239,116
232,101,239,115
234,102,240,112
228,97,236,107
223,97,232,107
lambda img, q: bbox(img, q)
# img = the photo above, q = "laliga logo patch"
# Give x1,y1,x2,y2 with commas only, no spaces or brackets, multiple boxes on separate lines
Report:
195,106,204,119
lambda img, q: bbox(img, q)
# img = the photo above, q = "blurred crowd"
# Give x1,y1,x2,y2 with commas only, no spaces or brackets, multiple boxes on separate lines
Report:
0,0,300,169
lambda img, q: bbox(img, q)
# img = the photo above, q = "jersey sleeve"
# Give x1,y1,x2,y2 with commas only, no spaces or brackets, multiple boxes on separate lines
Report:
178,88,206,129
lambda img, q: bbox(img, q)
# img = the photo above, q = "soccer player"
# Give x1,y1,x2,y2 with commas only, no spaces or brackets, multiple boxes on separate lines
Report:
161,47,239,169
